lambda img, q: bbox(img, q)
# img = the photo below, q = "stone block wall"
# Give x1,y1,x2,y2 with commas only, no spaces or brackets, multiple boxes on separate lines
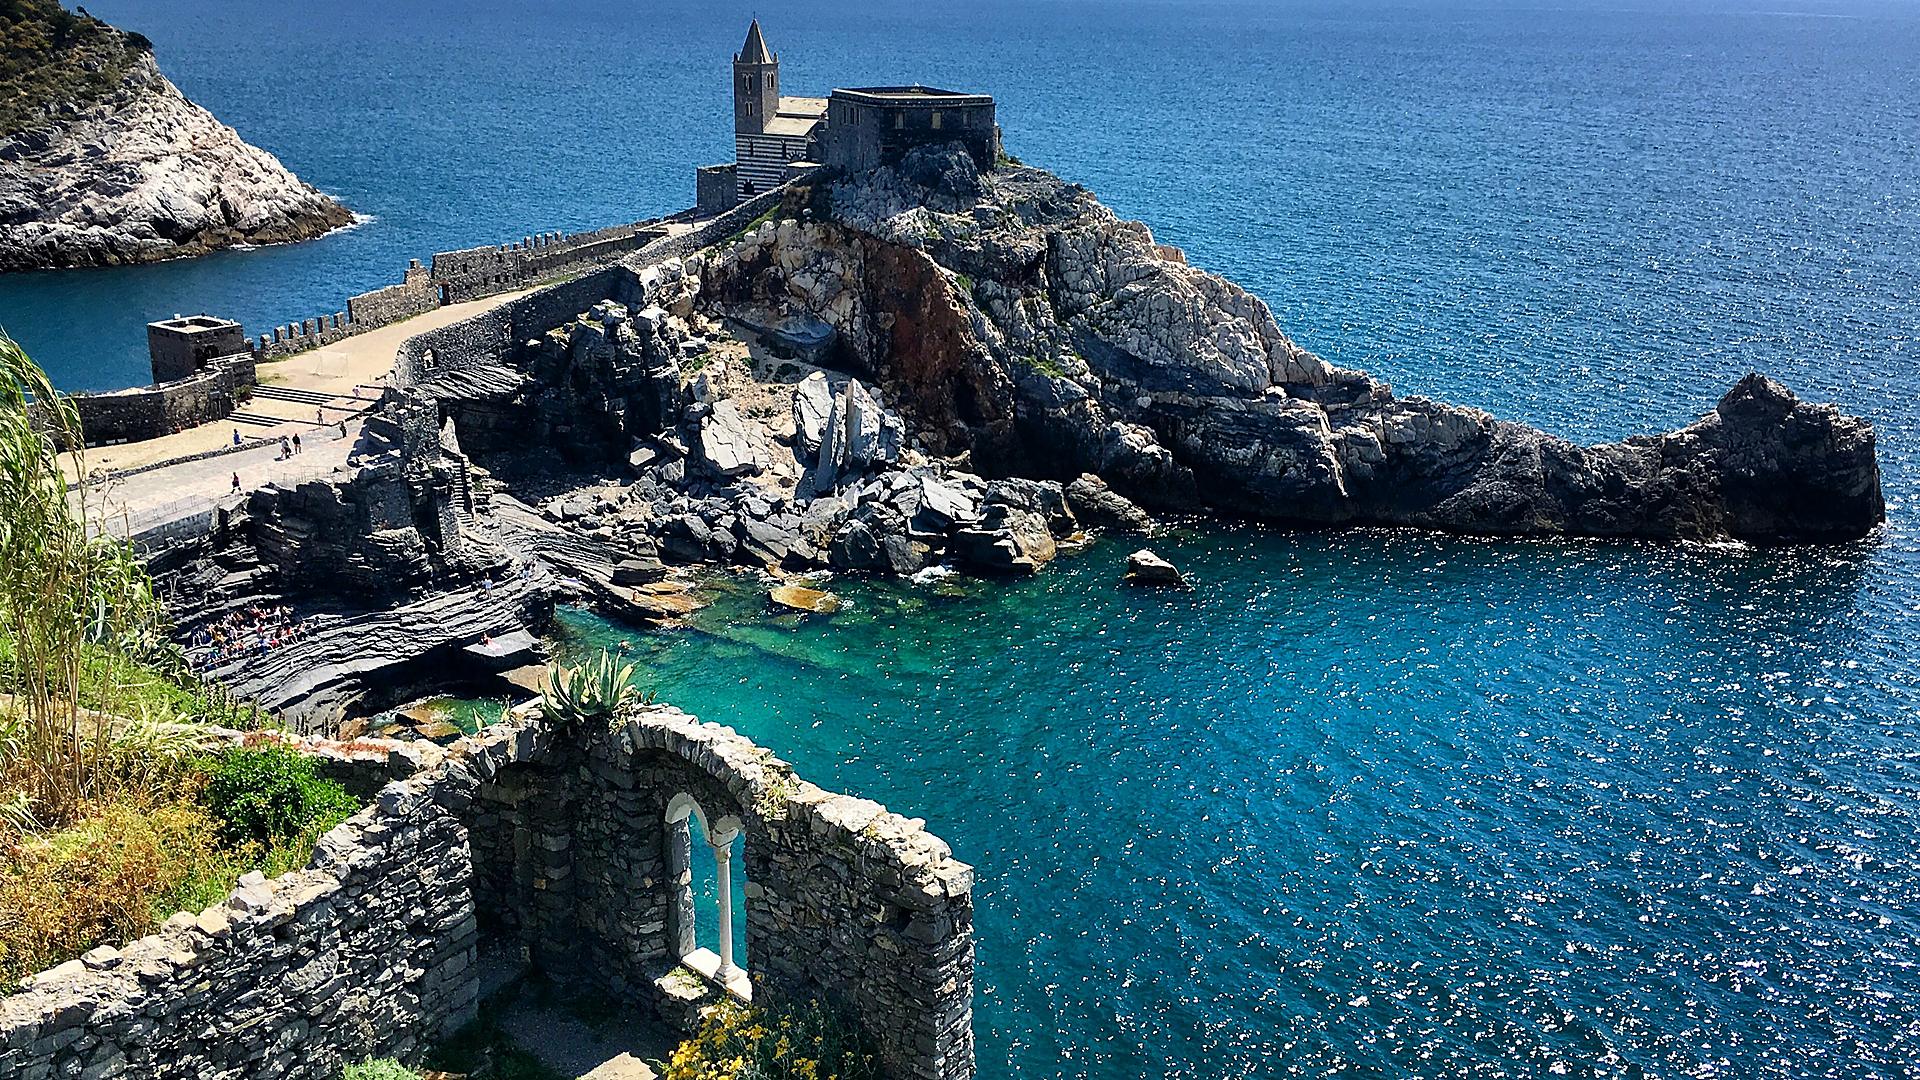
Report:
0,708,976,1080
431,222,665,305
346,261,440,329
74,352,257,446
486,706,977,1080
0,733,485,1080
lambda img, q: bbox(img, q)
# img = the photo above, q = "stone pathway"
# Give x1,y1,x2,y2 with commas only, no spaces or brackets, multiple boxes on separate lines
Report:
498,996,674,1079
71,287,540,540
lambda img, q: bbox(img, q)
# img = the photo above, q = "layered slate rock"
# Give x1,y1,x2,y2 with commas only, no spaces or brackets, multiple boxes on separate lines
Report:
0,25,352,272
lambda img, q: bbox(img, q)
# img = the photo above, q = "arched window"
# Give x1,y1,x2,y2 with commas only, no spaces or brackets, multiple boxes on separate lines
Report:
665,793,750,1000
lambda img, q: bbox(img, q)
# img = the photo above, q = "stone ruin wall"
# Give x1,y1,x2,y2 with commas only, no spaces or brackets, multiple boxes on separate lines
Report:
0,707,976,1080
71,352,257,446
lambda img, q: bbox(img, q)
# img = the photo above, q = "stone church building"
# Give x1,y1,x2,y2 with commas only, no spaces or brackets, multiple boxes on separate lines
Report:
697,20,1000,213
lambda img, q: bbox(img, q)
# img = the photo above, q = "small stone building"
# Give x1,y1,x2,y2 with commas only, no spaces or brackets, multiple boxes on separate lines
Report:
147,314,248,383
822,87,999,173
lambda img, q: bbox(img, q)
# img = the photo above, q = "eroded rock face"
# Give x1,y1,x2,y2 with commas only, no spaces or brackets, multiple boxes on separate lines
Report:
0,54,353,271
692,145,1882,543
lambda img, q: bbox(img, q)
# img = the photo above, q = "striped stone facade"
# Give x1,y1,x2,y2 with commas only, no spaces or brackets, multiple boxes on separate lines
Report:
735,130,813,200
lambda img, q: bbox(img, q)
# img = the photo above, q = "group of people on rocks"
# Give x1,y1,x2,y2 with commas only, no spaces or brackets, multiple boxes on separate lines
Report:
189,604,311,668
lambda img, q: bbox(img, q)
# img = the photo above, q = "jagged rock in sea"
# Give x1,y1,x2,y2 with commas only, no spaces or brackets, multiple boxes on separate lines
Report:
0,4,352,272
1124,549,1187,588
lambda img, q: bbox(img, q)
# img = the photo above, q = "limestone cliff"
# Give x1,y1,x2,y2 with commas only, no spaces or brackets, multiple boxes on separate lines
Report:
0,5,351,271
692,147,1883,543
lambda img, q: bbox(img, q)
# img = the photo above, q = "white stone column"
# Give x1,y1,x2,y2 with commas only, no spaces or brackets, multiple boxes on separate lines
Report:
711,828,740,977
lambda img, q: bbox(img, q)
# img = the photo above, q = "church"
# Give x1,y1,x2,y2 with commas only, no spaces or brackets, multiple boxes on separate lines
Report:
697,20,1000,213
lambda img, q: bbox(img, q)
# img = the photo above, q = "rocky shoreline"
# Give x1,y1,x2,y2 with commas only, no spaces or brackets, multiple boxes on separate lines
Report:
1,48,352,272
143,146,1884,732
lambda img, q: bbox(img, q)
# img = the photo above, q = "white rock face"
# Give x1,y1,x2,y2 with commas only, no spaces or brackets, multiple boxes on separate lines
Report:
0,55,352,271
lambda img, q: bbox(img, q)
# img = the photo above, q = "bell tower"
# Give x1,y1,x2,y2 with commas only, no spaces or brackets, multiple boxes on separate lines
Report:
733,19,779,136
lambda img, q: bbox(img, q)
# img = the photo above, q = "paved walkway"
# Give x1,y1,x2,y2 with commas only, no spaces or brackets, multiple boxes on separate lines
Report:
76,287,535,538
77,288,533,477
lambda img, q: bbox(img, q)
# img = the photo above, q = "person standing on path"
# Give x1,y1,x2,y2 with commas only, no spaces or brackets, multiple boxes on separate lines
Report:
231,473,241,494
292,434,302,455
232,429,241,446
278,436,291,460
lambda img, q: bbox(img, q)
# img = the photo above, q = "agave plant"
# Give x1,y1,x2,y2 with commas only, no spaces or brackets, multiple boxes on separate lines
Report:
541,649,644,729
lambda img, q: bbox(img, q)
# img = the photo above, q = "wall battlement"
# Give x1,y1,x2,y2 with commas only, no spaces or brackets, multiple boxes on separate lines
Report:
0,704,976,1080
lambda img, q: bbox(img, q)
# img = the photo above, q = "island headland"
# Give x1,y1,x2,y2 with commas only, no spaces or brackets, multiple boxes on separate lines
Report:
0,0,352,271
98,20,1882,734
0,17,1893,1080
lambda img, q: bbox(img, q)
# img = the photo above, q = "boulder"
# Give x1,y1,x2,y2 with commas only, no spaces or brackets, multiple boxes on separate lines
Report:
951,505,1057,575
1123,548,1187,587
769,585,843,615
694,400,763,479
792,371,834,453
1066,473,1154,533
611,558,668,586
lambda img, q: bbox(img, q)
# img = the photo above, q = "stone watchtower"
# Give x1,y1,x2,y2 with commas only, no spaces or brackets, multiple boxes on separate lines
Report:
733,19,779,136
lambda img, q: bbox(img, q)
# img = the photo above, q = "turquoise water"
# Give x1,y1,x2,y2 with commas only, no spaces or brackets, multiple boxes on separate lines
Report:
551,525,1915,1078
8,0,1920,1074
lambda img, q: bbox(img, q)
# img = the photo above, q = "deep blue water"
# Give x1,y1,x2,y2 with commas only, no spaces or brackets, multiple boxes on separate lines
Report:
9,0,1920,1075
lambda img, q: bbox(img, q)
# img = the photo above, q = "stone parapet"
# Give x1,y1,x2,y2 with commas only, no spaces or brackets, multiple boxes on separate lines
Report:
0,706,976,1080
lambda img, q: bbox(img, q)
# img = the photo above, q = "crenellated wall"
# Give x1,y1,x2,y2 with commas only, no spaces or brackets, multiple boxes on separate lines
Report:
0,706,976,1080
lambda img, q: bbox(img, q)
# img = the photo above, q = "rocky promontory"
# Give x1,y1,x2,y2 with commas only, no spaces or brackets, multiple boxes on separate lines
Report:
145,144,1885,729
0,2,352,271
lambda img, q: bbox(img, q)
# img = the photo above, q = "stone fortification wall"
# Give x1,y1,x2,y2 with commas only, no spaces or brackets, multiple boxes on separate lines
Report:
0,708,976,1080
431,221,665,305
0,731,485,1080
249,221,663,364
471,705,976,1080
346,261,440,328
389,263,632,389
72,351,256,446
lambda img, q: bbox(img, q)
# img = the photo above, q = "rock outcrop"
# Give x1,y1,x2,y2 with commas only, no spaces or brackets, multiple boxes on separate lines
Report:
688,146,1883,543
0,30,352,272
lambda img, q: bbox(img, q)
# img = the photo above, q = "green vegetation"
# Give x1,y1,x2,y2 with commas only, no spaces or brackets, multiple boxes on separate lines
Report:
1028,352,1066,379
0,0,152,133
541,648,644,729
341,1062,421,1080
726,205,781,245
200,744,356,847
666,998,881,1080
0,330,352,987
0,745,358,987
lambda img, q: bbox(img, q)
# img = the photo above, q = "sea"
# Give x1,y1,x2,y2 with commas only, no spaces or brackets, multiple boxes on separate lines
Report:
5,0,1919,1076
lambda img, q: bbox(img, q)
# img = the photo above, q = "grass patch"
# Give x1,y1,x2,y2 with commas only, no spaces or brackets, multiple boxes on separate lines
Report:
341,1062,421,1080
725,205,780,246
0,748,357,989
1028,353,1066,379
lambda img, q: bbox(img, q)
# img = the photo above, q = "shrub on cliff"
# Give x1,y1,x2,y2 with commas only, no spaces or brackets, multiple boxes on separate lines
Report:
0,0,152,133
200,744,356,847
666,998,881,1080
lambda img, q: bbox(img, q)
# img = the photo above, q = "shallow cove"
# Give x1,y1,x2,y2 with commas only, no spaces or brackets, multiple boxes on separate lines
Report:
543,525,1915,1078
